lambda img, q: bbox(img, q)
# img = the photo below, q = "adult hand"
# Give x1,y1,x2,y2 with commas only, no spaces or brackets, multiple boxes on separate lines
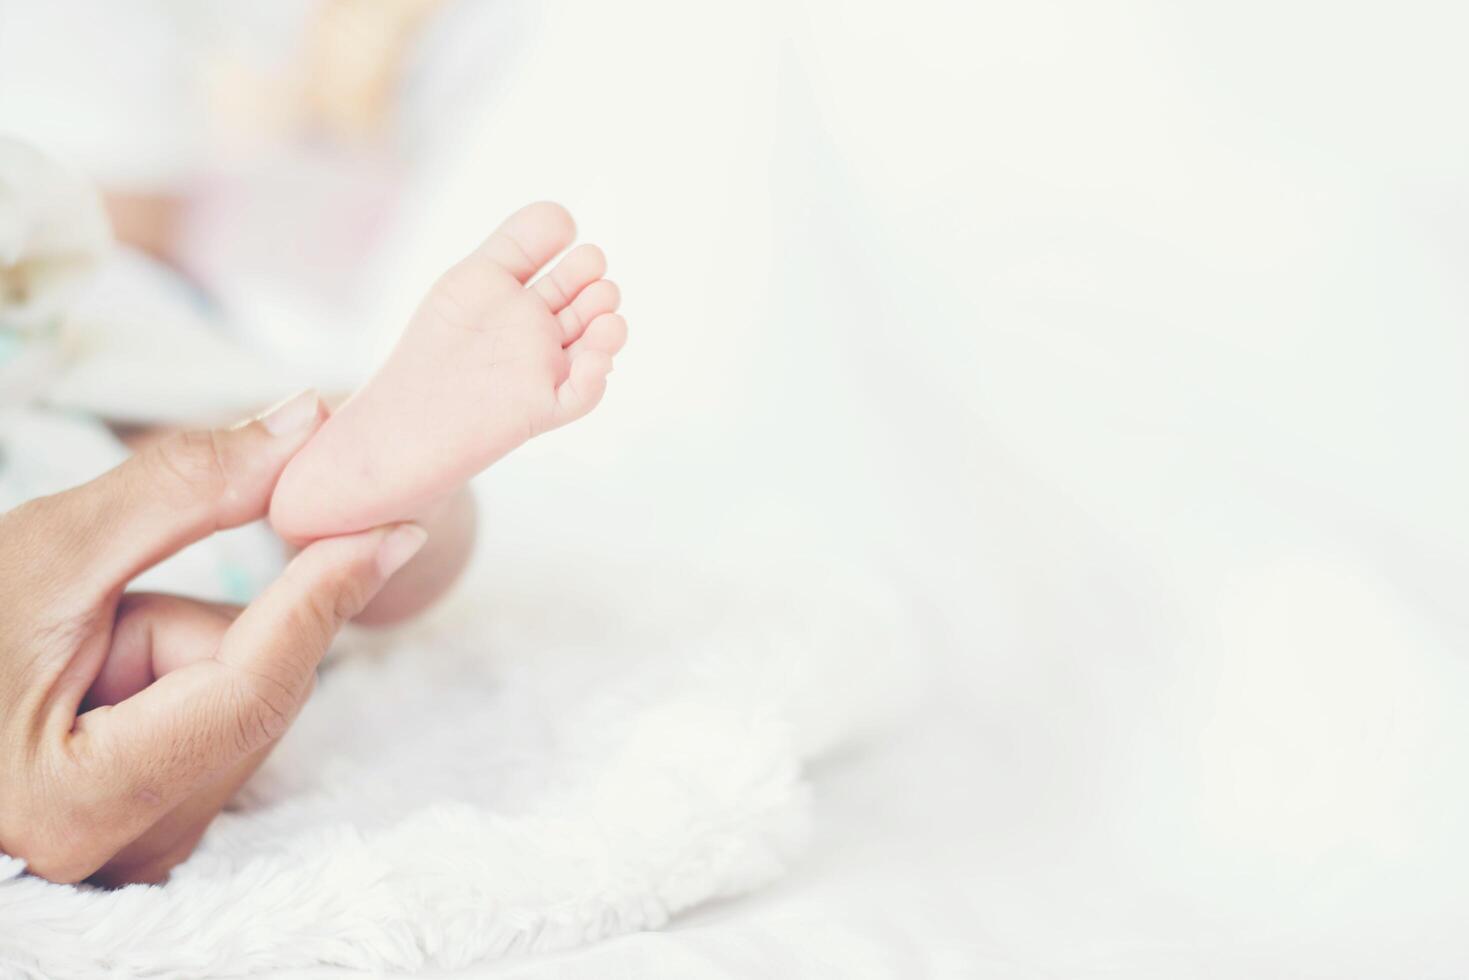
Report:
0,392,426,884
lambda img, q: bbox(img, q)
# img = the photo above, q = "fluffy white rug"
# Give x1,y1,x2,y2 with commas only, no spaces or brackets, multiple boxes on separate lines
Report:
0,551,916,977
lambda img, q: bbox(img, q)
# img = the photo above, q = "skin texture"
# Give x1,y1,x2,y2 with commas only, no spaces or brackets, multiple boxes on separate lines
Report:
0,396,425,885
269,201,627,542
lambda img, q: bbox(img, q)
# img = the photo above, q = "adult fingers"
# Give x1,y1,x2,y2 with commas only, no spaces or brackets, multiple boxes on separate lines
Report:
89,741,274,888
25,390,326,606
35,523,426,883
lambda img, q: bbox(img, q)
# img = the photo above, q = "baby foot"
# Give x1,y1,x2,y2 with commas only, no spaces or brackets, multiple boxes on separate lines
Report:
269,202,627,541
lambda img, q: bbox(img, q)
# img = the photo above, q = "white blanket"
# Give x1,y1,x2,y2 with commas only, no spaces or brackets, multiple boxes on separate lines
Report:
0,546,917,976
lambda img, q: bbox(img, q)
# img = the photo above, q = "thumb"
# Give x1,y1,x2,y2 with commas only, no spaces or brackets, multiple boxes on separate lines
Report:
33,389,328,605
64,523,427,871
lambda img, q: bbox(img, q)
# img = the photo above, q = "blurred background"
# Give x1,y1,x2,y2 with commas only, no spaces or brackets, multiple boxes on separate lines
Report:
5,0,1469,975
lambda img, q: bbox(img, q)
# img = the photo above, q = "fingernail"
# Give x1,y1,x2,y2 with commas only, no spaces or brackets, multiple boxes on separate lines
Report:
376,523,429,577
259,390,320,436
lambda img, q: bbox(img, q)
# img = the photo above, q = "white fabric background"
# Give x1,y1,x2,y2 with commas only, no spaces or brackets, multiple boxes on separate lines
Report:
405,1,1468,975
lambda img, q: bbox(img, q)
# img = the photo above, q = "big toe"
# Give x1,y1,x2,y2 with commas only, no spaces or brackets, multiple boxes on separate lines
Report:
475,201,577,283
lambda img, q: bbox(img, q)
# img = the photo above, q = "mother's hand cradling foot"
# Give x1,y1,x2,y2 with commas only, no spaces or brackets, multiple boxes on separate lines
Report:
0,392,426,885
